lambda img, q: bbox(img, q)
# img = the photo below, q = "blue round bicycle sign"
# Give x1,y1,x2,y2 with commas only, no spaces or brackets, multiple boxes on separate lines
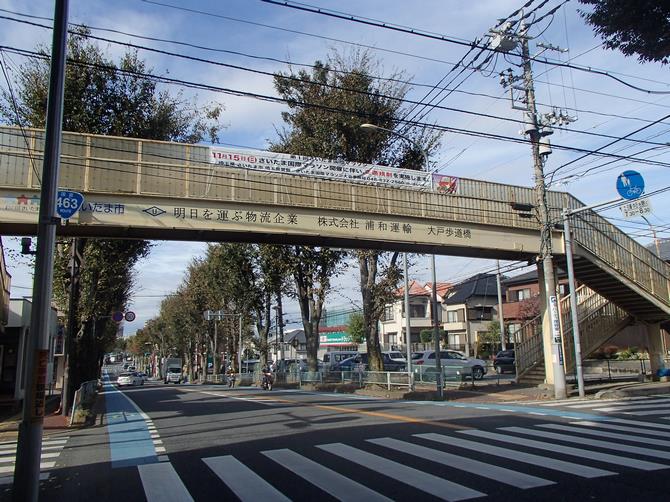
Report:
616,170,644,200
56,190,84,219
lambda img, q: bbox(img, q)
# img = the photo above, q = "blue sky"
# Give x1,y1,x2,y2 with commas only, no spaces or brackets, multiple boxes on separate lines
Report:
1,0,669,335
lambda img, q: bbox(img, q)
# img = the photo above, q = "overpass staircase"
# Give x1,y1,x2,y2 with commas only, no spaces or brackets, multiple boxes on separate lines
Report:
516,286,634,385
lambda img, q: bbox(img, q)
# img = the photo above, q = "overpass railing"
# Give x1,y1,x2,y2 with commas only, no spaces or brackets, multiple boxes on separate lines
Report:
0,126,668,314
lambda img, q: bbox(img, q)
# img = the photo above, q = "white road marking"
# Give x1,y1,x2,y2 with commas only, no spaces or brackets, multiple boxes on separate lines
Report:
460,429,666,471
595,403,670,412
368,437,553,489
501,426,670,461
203,455,290,501
138,462,194,502
416,432,614,478
609,418,670,430
263,448,392,501
318,442,485,501
537,423,670,448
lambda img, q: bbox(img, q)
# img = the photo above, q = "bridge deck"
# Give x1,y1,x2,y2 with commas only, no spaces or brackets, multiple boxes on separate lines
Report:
0,126,667,320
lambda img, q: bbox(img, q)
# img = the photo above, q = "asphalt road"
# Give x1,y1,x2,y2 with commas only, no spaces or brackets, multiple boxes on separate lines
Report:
9,367,670,501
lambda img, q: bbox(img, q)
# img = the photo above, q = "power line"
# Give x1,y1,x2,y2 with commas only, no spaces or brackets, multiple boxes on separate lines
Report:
261,0,670,95
1,10,666,129
6,44,670,173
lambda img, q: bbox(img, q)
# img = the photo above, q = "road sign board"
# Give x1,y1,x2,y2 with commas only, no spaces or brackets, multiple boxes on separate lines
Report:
56,190,84,219
124,311,136,322
616,170,644,200
620,198,652,219
111,311,124,322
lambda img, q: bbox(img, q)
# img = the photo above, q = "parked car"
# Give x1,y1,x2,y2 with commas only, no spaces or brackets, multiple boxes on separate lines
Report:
117,372,143,386
384,351,407,363
330,356,364,372
411,349,488,380
493,350,516,374
322,351,359,369
360,353,407,372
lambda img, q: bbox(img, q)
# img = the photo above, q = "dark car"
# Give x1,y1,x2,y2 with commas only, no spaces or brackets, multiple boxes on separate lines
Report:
493,350,516,374
357,353,407,372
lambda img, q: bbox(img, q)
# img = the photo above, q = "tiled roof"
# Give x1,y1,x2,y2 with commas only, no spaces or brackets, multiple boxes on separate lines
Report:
443,273,499,305
397,280,431,297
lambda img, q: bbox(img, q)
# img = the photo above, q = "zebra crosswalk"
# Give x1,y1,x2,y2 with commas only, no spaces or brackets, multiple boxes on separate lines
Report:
138,416,670,501
0,436,69,485
526,394,670,417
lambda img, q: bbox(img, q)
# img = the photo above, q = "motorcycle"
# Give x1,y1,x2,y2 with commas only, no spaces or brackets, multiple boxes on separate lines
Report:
261,370,274,391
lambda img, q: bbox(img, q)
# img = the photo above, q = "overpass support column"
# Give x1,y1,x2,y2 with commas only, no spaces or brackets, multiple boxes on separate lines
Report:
646,323,666,378
538,263,553,385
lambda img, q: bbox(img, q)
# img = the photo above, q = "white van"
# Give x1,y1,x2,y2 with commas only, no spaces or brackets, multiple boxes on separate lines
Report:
322,351,359,368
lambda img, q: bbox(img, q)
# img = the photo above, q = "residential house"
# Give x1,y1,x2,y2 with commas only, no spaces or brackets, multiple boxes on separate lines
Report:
442,273,501,357
502,268,570,338
378,280,451,351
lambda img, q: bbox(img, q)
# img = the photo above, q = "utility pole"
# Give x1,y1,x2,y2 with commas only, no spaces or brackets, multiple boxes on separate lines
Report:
62,238,85,417
497,21,574,399
495,260,506,351
14,1,69,499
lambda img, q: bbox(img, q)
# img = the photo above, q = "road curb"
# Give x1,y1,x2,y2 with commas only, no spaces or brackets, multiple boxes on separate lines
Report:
595,383,670,399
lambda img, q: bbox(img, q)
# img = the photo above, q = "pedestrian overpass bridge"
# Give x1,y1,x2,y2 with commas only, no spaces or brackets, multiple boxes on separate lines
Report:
0,126,668,327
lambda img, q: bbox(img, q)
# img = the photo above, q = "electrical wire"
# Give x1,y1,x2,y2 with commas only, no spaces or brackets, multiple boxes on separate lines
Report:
5,44,670,174
1,11,666,130
260,0,670,95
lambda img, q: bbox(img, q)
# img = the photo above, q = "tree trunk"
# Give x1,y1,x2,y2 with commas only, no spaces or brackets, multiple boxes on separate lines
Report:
359,253,383,371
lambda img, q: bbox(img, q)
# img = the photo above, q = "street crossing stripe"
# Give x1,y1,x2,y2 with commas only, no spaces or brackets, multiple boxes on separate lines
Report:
541,396,666,408
621,408,670,416
500,426,670,461
367,437,553,489
317,442,485,501
594,402,670,412
0,461,55,474
415,433,615,478
262,448,392,501
460,429,666,471
138,462,193,502
203,455,290,502
537,423,670,448
571,420,670,438
610,418,670,430
0,452,60,463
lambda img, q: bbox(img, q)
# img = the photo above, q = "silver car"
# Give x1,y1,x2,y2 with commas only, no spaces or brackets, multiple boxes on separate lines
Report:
117,372,143,386
411,350,488,380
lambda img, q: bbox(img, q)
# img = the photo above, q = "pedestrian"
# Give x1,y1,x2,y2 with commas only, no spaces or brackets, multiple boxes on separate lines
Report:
227,367,236,388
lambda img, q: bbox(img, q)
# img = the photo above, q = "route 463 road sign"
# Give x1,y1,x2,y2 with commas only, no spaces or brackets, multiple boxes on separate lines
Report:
620,198,652,219
56,190,84,220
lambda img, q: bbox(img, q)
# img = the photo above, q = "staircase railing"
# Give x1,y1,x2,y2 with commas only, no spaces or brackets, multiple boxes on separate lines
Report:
559,192,670,315
512,315,543,379
560,287,631,373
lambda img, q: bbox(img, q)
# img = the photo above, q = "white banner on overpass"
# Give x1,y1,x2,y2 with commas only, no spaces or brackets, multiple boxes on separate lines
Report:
210,146,458,194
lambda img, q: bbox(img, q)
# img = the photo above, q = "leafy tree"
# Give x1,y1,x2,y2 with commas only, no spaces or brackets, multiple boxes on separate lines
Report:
283,245,345,372
272,49,440,371
0,27,223,392
420,329,446,344
346,312,366,344
578,0,670,65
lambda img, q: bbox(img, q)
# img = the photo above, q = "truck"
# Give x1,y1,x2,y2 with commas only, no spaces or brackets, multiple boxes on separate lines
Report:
162,357,183,384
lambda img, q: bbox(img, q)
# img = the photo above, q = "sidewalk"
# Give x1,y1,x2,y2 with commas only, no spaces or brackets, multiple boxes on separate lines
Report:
440,377,670,403
0,396,71,443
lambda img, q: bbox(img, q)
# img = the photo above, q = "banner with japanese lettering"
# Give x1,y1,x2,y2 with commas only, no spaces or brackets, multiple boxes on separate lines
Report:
210,146,458,194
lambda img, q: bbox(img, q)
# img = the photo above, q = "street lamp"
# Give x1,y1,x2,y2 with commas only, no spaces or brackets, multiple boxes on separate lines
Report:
562,197,621,398
360,123,442,397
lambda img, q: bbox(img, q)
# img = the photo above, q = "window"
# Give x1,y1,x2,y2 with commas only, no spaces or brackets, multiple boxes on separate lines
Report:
468,307,493,321
382,305,394,321
516,288,532,301
409,303,426,318
385,333,397,345
446,309,464,323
